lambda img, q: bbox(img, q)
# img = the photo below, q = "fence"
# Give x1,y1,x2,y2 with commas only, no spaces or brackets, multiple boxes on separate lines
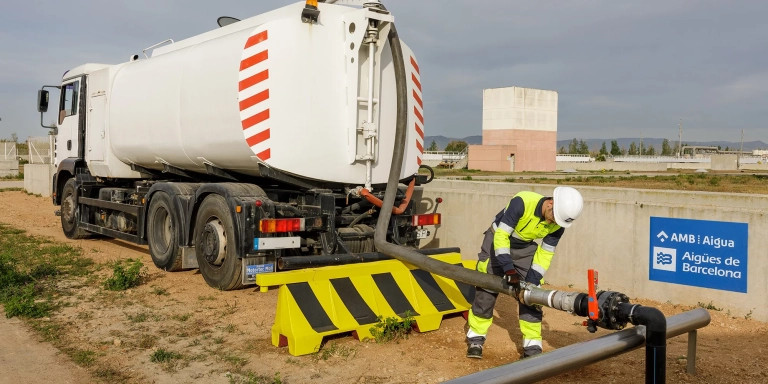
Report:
27,136,54,164
1,142,16,160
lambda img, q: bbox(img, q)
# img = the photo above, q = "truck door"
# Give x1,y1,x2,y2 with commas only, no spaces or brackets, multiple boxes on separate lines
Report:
55,76,86,164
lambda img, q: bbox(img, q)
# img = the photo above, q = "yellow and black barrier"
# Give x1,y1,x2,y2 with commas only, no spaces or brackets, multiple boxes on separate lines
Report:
255,252,477,356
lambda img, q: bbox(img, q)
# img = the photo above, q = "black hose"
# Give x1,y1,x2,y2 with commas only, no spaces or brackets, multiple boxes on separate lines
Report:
619,303,667,384
371,4,512,296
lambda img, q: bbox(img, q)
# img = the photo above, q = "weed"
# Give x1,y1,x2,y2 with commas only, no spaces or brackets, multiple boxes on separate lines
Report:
103,259,145,291
71,349,97,367
127,312,149,323
150,348,182,363
219,352,248,369
226,371,283,384
172,313,192,322
369,311,415,343
222,300,239,315
708,177,720,186
151,286,170,296
315,343,356,361
223,323,238,333
3,284,51,318
745,309,753,320
697,301,722,311
138,334,157,349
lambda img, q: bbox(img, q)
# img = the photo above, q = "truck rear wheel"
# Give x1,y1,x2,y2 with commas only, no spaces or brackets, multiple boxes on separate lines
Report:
194,194,242,290
147,192,183,271
60,178,90,239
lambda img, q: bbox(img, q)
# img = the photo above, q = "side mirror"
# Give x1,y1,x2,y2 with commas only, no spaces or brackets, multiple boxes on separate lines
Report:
37,89,49,112
38,85,60,129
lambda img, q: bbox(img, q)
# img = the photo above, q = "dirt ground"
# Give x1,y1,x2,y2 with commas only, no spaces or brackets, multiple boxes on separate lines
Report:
1,190,767,384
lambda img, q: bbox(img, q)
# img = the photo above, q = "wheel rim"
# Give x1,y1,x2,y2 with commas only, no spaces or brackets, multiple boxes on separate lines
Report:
152,208,171,254
62,193,76,226
200,219,227,266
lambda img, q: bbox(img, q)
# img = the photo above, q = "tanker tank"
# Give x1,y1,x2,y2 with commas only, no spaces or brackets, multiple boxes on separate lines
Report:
104,2,425,185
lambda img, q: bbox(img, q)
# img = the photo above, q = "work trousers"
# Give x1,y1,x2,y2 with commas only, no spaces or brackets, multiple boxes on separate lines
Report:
466,227,544,354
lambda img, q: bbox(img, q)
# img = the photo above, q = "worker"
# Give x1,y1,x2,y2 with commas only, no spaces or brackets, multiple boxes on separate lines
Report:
465,186,584,359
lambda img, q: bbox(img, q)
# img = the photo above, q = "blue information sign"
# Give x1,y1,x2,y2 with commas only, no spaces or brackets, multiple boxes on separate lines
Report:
649,217,748,293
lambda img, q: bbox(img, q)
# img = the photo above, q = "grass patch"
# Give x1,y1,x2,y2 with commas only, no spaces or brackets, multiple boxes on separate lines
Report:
71,349,97,367
315,342,356,361
698,301,723,311
226,371,283,384
103,259,146,291
150,348,182,363
369,311,415,343
0,224,92,318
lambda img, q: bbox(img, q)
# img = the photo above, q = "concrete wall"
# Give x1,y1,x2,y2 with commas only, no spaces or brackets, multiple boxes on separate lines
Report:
467,144,516,172
711,154,738,170
419,179,768,321
555,161,712,172
23,164,55,197
0,160,20,177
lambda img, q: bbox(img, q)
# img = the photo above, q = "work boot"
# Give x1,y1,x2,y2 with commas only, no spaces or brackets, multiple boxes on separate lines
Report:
466,336,485,359
522,345,542,358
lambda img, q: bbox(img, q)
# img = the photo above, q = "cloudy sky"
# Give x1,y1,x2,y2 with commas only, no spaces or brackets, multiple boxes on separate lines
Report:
1,0,767,143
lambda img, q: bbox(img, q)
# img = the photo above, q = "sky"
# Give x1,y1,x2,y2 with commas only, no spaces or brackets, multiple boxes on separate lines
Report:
1,0,767,144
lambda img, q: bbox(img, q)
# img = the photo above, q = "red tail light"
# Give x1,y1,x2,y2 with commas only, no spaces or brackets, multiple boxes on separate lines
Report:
259,218,305,233
412,213,441,226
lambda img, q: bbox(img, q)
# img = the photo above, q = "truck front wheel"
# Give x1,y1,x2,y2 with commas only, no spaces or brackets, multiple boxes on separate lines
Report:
194,194,242,290
147,192,183,271
60,178,89,239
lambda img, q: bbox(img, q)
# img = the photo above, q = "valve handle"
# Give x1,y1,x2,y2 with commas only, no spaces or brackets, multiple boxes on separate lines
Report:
587,269,599,321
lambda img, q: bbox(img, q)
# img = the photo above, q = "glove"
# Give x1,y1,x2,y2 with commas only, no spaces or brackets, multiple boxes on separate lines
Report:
504,270,524,302
504,269,520,286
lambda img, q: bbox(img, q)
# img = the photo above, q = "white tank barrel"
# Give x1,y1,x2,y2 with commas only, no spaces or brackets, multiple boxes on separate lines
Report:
100,2,424,185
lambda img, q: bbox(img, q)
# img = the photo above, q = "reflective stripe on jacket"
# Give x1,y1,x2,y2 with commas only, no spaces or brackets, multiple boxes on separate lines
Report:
491,191,564,284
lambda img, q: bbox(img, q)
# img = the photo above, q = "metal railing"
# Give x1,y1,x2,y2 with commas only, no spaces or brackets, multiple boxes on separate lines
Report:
444,308,710,384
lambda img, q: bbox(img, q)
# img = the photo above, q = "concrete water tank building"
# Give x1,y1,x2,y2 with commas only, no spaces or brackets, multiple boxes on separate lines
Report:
468,86,557,172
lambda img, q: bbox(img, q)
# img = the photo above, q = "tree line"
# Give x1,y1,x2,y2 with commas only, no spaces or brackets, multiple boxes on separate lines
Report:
558,139,686,160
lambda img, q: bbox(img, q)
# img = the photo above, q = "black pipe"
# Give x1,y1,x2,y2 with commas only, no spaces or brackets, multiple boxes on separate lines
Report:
370,3,514,298
278,247,461,269
619,303,667,384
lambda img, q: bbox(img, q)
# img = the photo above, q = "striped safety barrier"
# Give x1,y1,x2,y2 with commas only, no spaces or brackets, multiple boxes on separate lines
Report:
255,252,477,356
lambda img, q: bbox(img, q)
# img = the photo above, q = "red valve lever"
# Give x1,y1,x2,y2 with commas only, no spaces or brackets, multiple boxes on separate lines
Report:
587,269,599,321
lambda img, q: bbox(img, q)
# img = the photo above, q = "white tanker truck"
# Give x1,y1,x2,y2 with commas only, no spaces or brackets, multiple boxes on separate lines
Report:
36,0,442,290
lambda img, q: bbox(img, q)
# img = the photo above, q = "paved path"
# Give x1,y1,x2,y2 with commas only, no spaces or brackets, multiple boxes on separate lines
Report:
0,311,92,384
0,180,23,189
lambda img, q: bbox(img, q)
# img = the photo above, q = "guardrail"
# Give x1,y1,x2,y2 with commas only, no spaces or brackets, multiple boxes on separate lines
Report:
444,308,711,384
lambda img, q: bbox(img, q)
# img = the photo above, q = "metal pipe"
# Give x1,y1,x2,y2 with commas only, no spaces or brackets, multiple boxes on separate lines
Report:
443,308,711,384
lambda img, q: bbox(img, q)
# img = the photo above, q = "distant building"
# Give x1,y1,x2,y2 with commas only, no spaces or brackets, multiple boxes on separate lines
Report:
468,86,557,172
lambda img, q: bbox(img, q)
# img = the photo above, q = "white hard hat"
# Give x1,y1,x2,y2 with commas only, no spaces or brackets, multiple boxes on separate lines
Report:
553,187,583,228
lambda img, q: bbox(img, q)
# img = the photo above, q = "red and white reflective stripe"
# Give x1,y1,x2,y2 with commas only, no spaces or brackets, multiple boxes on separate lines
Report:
239,29,271,161
411,56,424,166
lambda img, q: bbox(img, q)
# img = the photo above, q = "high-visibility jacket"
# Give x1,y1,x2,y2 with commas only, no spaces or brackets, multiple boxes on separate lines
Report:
491,191,564,284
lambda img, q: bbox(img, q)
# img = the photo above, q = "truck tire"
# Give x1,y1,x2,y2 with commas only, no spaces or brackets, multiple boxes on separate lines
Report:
194,194,242,290
147,192,183,272
60,178,90,239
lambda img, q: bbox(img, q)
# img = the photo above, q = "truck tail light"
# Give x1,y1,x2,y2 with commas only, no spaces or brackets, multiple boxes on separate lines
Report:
259,218,305,233
412,213,441,226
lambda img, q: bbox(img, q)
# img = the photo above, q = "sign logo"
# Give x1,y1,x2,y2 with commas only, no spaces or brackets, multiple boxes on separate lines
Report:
649,217,748,293
652,246,676,272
